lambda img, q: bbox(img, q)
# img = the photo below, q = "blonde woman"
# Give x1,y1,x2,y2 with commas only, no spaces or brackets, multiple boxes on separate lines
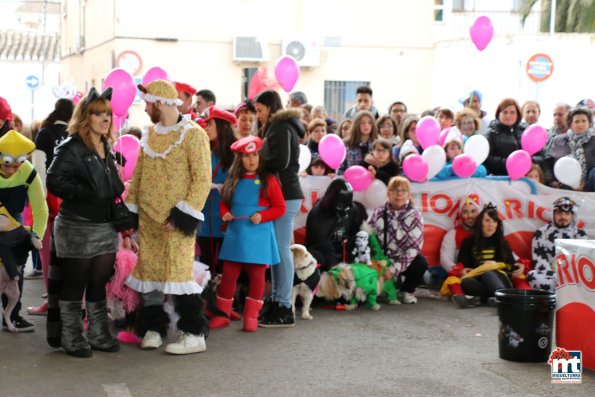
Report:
367,176,428,304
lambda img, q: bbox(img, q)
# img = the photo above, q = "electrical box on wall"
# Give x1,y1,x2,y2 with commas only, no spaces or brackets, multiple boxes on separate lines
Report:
233,36,269,62
282,37,321,67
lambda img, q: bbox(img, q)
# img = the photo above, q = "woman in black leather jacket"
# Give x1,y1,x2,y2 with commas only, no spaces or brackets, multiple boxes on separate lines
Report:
46,87,124,358
484,98,523,176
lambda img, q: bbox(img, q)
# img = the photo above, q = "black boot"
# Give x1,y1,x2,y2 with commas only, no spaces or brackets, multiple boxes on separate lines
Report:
86,301,120,352
58,301,92,358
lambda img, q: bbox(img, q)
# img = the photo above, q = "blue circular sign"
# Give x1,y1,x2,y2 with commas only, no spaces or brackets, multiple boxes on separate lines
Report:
26,75,40,89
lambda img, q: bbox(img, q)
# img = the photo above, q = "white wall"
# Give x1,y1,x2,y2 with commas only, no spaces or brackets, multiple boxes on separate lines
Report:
432,33,595,127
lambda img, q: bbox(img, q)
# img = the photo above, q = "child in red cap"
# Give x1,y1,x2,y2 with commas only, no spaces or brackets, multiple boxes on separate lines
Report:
211,136,286,332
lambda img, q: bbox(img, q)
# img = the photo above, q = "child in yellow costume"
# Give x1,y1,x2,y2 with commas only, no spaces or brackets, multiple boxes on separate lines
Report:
0,130,48,331
125,80,212,355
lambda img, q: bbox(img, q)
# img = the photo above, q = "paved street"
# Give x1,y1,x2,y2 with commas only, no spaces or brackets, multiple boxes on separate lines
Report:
1,277,593,397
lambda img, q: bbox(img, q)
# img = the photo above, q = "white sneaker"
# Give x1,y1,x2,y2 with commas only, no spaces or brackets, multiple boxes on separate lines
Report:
165,333,206,355
401,292,417,304
141,331,162,350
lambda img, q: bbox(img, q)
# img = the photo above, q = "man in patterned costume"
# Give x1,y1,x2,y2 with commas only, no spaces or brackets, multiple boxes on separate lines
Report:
527,197,587,292
125,80,212,355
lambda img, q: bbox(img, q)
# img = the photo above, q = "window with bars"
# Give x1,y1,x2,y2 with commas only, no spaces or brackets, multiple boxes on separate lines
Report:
324,80,369,123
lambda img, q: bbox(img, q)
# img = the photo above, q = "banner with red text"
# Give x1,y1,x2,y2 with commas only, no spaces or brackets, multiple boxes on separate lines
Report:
555,239,595,370
295,176,594,266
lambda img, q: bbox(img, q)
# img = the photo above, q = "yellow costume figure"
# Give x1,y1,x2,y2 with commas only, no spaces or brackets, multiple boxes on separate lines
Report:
125,80,211,355
0,130,48,331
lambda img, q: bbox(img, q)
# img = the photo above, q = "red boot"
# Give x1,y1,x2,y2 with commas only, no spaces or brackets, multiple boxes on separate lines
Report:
243,297,263,332
209,296,233,330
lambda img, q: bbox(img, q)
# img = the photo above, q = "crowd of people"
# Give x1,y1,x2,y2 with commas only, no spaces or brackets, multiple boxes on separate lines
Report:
0,81,592,358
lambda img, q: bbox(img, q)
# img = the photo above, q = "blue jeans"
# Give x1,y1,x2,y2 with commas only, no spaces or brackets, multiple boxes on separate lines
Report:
271,199,301,308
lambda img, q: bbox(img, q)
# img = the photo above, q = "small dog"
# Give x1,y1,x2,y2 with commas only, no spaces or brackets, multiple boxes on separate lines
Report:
316,263,381,311
0,265,18,332
291,244,320,320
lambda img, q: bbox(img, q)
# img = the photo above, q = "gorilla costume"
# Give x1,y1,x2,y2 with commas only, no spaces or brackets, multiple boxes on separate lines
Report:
305,179,366,271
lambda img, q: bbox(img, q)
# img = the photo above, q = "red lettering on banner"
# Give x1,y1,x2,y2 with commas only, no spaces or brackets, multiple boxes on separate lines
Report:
557,253,595,291
430,194,452,215
577,256,595,290
536,206,549,222
448,199,461,218
505,199,522,219
557,254,575,286
421,193,429,213
528,200,535,218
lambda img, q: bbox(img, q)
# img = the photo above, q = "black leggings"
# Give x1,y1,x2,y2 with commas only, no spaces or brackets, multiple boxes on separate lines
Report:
400,254,429,293
461,270,510,301
59,253,116,302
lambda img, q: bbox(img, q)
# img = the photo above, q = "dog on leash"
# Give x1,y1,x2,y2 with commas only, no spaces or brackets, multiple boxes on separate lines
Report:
291,244,320,320
316,263,382,311
0,206,43,332
0,265,19,332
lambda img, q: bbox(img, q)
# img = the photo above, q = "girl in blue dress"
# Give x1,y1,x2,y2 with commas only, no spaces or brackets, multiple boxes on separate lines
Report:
211,136,286,332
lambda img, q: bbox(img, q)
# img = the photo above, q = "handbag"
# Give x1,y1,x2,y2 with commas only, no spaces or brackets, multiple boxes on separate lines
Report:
112,195,134,232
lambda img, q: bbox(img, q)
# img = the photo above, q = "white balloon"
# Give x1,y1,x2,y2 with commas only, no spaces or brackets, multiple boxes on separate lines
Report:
554,156,581,189
363,179,388,209
421,144,447,179
298,144,312,173
464,135,490,165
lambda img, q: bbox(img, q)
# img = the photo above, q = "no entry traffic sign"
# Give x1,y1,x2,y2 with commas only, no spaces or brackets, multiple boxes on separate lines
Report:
526,53,554,83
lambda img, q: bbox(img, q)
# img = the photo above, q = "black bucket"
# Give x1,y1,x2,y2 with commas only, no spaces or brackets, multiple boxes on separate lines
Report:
495,288,556,362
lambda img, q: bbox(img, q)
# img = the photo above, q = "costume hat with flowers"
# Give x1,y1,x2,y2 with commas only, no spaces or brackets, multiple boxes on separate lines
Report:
230,135,263,154
0,130,35,164
174,82,197,97
137,80,182,106
197,106,237,128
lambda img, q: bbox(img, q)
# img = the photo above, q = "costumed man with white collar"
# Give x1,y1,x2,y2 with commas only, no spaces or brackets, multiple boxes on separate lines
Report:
527,197,587,292
125,80,211,355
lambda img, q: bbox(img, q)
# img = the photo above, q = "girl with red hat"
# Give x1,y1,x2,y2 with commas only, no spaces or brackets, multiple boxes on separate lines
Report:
210,136,286,332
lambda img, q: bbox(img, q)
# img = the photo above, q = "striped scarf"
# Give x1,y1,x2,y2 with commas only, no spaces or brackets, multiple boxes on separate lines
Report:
567,128,593,183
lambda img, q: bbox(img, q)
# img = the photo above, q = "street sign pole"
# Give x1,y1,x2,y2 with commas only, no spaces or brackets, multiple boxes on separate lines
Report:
25,75,41,122
31,90,34,122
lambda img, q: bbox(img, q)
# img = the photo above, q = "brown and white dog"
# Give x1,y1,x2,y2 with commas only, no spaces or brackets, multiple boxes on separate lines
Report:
316,263,382,311
291,244,320,320
0,266,19,332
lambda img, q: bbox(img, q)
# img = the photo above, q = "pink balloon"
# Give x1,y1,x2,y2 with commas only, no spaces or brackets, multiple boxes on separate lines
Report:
506,150,532,180
452,154,477,178
438,127,451,146
344,166,374,192
114,135,141,181
470,16,494,51
102,68,136,117
521,124,547,155
416,116,441,150
141,66,170,86
318,134,346,170
274,56,300,92
402,154,429,183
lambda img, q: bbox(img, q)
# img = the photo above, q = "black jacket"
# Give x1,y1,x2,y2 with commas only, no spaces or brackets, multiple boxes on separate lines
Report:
261,109,305,200
484,119,523,175
47,135,124,222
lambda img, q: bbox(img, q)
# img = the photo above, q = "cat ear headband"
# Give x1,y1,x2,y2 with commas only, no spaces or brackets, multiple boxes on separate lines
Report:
82,87,113,112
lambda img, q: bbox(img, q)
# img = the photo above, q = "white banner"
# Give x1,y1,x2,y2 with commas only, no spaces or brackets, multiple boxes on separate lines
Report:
296,176,595,266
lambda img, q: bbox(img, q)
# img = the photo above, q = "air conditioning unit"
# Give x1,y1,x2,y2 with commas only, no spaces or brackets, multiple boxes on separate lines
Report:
282,37,321,67
233,36,269,62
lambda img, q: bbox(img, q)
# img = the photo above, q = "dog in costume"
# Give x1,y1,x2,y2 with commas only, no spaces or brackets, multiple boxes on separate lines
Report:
0,130,47,332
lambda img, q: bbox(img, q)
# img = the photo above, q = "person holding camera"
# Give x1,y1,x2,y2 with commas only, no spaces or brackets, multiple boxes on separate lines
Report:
47,87,125,358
